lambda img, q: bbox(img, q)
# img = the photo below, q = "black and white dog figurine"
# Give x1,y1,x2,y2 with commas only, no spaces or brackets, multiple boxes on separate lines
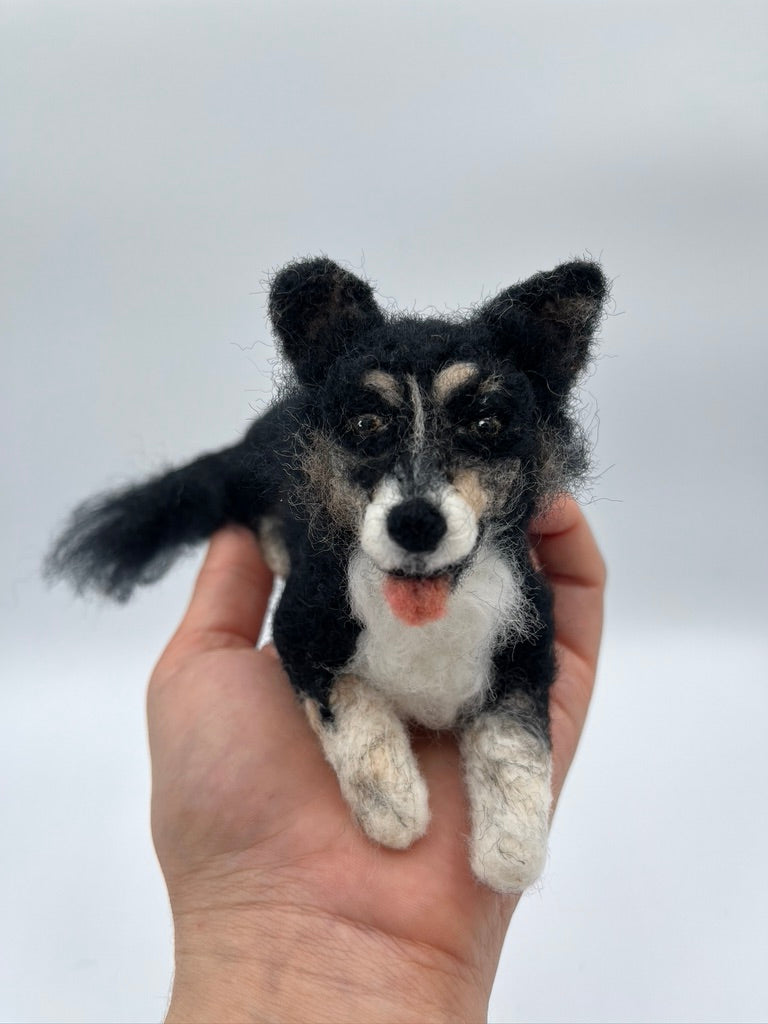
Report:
47,257,607,893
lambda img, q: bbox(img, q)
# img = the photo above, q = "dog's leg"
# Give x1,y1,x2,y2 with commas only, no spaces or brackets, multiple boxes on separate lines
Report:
461,698,552,893
305,676,430,849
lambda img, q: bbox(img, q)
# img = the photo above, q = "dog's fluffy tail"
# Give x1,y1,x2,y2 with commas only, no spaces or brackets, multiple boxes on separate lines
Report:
44,442,268,602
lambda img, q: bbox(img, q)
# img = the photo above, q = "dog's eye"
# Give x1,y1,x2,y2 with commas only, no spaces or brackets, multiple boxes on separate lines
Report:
349,413,389,436
469,415,503,438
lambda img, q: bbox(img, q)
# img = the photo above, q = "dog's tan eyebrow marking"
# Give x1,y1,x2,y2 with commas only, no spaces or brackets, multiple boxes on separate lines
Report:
432,362,479,403
361,370,403,406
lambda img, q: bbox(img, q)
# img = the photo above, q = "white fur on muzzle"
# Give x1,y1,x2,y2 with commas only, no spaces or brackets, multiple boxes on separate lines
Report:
360,476,479,575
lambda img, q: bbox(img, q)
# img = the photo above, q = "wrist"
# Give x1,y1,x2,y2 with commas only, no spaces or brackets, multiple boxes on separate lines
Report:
165,903,487,1024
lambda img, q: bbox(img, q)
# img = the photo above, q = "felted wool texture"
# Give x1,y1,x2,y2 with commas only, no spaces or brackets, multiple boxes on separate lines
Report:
306,678,430,849
382,573,450,626
360,477,479,576
347,542,532,731
461,708,553,894
46,255,608,892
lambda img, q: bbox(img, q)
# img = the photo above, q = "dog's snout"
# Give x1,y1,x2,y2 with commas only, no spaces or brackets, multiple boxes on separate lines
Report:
386,499,447,553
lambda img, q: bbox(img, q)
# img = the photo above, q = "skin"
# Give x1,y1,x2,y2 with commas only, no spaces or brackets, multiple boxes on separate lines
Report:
148,496,605,1023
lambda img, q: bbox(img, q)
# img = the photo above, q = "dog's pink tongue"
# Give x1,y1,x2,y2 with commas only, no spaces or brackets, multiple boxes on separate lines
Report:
382,574,451,626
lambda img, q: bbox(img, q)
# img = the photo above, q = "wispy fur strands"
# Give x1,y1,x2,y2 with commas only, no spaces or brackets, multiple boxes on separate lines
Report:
46,256,608,893
44,451,245,602
44,413,282,601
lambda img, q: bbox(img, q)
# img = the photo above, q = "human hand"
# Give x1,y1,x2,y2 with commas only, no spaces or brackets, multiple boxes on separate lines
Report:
147,496,604,1023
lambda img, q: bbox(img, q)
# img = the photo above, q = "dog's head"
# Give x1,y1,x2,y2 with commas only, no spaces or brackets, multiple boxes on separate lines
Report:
270,257,606,621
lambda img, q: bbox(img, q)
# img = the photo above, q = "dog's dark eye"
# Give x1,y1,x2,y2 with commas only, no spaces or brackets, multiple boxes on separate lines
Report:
469,415,503,438
349,413,389,437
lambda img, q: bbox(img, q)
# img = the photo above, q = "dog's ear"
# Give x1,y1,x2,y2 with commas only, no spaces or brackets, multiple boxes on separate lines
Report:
481,260,607,409
269,257,384,384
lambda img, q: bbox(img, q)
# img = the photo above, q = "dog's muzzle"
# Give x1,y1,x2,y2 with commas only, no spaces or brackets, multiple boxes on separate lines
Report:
359,478,480,625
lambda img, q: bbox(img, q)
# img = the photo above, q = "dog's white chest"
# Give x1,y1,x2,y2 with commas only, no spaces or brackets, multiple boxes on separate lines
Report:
347,546,526,729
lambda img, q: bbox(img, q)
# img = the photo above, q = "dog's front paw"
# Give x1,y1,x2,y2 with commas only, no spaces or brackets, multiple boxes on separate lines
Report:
345,743,430,849
469,817,548,894
461,708,552,894
306,677,430,849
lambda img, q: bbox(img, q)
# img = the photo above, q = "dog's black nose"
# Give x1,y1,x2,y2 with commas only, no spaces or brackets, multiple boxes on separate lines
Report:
387,499,447,553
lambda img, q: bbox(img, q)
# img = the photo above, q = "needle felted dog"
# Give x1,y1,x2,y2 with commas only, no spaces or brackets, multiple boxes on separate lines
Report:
47,256,607,893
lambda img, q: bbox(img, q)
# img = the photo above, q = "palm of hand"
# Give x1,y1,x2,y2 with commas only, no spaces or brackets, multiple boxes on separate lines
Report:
150,642,509,981
148,501,603,1005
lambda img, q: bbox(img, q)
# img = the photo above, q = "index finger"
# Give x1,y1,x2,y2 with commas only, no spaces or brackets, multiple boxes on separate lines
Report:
530,497,606,799
529,496,605,668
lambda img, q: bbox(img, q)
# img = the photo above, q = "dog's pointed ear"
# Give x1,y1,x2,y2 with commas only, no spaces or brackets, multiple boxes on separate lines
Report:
481,260,607,408
269,257,384,383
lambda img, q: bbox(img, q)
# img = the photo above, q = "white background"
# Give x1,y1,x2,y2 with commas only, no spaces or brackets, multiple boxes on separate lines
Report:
2,2,767,1021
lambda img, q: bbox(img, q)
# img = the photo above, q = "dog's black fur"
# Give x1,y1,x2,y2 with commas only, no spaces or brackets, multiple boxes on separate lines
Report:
47,257,607,891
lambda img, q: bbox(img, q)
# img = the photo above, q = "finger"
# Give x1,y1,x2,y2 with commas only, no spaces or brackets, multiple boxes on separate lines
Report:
549,646,599,803
530,499,606,801
529,496,605,668
162,526,274,664
530,496,606,589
